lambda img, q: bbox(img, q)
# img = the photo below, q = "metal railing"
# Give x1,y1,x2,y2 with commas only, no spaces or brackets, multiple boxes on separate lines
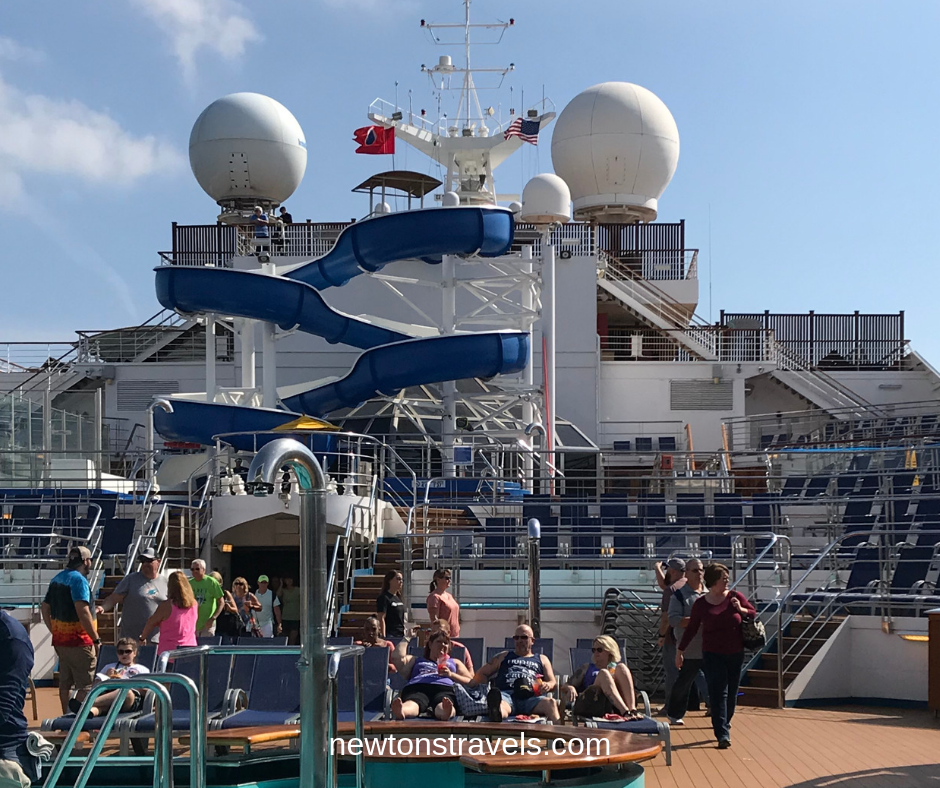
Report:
42,673,199,788
723,399,940,452
601,328,779,363
164,643,366,788
164,222,352,267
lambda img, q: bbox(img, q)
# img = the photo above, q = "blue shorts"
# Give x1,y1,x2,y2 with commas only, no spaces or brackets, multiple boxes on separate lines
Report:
500,691,543,716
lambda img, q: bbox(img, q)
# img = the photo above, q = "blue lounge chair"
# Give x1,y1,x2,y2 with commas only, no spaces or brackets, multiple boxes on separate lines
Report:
215,653,302,729
335,645,390,722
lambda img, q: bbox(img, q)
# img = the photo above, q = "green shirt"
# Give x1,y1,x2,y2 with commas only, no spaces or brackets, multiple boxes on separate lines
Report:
279,586,300,621
189,576,224,631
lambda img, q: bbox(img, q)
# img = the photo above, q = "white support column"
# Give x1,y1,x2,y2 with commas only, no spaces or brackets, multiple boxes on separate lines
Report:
441,254,457,478
261,263,278,408
205,314,217,403
238,319,256,391
520,245,535,490
541,229,557,480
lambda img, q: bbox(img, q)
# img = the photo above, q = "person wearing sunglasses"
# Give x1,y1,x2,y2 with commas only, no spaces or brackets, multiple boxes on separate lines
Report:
561,636,641,720
666,558,709,725
96,548,166,644
67,638,150,717
471,625,559,722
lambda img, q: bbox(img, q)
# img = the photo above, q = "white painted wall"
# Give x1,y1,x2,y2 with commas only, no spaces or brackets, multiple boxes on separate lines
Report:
827,370,939,406
598,362,773,453
788,616,929,703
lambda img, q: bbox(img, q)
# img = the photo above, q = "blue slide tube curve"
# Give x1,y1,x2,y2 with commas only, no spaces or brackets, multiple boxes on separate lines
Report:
155,266,407,349
286,206,514,289
281,332,529,417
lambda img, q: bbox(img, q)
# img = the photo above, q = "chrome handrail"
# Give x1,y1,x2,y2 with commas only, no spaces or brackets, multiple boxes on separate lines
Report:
43,676,190,788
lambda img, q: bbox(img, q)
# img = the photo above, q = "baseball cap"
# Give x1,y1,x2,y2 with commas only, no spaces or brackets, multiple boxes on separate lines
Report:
67,546,92,565
139,548,158,561
666,558,686,573
258,575,270,583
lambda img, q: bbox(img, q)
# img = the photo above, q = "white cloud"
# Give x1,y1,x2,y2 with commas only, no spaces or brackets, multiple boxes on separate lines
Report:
130,0,262,82
0,36,45,64
0,73,184,186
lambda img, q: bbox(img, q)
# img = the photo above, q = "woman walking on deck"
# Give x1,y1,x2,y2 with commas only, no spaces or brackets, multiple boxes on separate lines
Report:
676,562,757,749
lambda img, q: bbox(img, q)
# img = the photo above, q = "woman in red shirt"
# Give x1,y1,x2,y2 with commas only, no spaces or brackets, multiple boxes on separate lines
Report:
426,568,460,637
676,563,756,749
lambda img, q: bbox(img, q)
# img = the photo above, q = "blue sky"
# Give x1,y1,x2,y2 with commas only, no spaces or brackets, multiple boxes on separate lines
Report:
1,0,938,363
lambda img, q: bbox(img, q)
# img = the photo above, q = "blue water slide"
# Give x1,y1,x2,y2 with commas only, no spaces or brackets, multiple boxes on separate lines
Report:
155,267,408,349
282,332,529,416
152,206,526,446
152,400,336,453
286,206,514,289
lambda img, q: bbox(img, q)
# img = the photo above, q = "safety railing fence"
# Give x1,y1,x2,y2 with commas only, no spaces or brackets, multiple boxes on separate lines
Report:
0,500,103,607
723,399,940,453
213,431,418,514
600,328,779,363
0,448,154,490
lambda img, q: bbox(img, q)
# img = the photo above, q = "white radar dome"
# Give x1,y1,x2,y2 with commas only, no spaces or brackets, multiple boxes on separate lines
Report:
520,175,571,225
551,82,679,222
189,93,307,207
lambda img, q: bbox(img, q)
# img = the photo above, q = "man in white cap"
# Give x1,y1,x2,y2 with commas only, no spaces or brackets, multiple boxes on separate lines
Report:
254,576,281,637
97,548,167,643
41,546,100,713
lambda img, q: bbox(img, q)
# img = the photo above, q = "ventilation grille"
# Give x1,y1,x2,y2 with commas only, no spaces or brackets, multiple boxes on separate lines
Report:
116,380,180,412
670,380,733,411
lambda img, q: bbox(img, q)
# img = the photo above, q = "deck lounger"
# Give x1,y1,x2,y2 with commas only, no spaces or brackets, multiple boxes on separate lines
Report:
216,653,302,729
335,646,390,723
125,652,233,751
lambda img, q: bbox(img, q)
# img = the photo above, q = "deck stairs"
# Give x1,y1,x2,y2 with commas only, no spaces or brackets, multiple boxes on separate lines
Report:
770,346,878,418
9,309,193,398
739,615,845,707
597,256,718,361
336,541,402,637
598,254,877,417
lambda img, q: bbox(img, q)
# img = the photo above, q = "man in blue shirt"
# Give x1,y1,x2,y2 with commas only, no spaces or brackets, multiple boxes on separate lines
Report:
41,546,100,713
250,206,269,237
0,610,39,788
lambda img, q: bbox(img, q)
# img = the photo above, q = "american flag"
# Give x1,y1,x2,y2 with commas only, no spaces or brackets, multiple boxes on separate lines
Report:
504,117,541,145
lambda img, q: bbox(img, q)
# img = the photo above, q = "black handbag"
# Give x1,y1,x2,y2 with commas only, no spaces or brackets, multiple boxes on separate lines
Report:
741,614,766,650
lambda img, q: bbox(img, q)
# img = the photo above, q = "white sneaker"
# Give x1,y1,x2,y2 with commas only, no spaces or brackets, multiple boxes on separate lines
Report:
668,717,684,726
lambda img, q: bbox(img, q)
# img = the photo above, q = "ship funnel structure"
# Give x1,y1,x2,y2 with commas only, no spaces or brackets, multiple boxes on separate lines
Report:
551,82,679,223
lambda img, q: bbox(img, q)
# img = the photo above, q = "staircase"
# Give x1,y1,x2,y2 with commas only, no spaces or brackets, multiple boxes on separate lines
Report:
336,541,403,637
95,573,125,643
771,345,877,417
598,256,718,361
164,509,201,566
739,616,844,707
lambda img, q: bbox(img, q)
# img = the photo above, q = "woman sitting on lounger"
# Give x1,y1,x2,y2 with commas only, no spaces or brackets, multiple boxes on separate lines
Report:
561,635,642,720
391,630,473,720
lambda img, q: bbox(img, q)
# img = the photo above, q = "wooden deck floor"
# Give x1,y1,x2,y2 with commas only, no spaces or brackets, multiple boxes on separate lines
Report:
28,688,940,787
644,705,940,788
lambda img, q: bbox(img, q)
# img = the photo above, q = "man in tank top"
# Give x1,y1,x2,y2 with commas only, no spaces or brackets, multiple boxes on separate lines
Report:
472,624,559,722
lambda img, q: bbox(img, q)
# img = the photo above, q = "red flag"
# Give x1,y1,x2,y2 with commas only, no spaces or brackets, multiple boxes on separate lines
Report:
352,125,395,154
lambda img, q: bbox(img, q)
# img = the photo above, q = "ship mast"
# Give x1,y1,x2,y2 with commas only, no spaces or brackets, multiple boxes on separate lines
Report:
368,0,555,205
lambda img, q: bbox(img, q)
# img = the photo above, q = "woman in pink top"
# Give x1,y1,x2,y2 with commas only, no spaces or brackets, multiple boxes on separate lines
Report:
426,568,460,637
139,571,198,655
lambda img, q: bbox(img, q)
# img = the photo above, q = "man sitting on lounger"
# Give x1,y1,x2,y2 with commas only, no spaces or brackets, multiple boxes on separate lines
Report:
472,624,559,722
